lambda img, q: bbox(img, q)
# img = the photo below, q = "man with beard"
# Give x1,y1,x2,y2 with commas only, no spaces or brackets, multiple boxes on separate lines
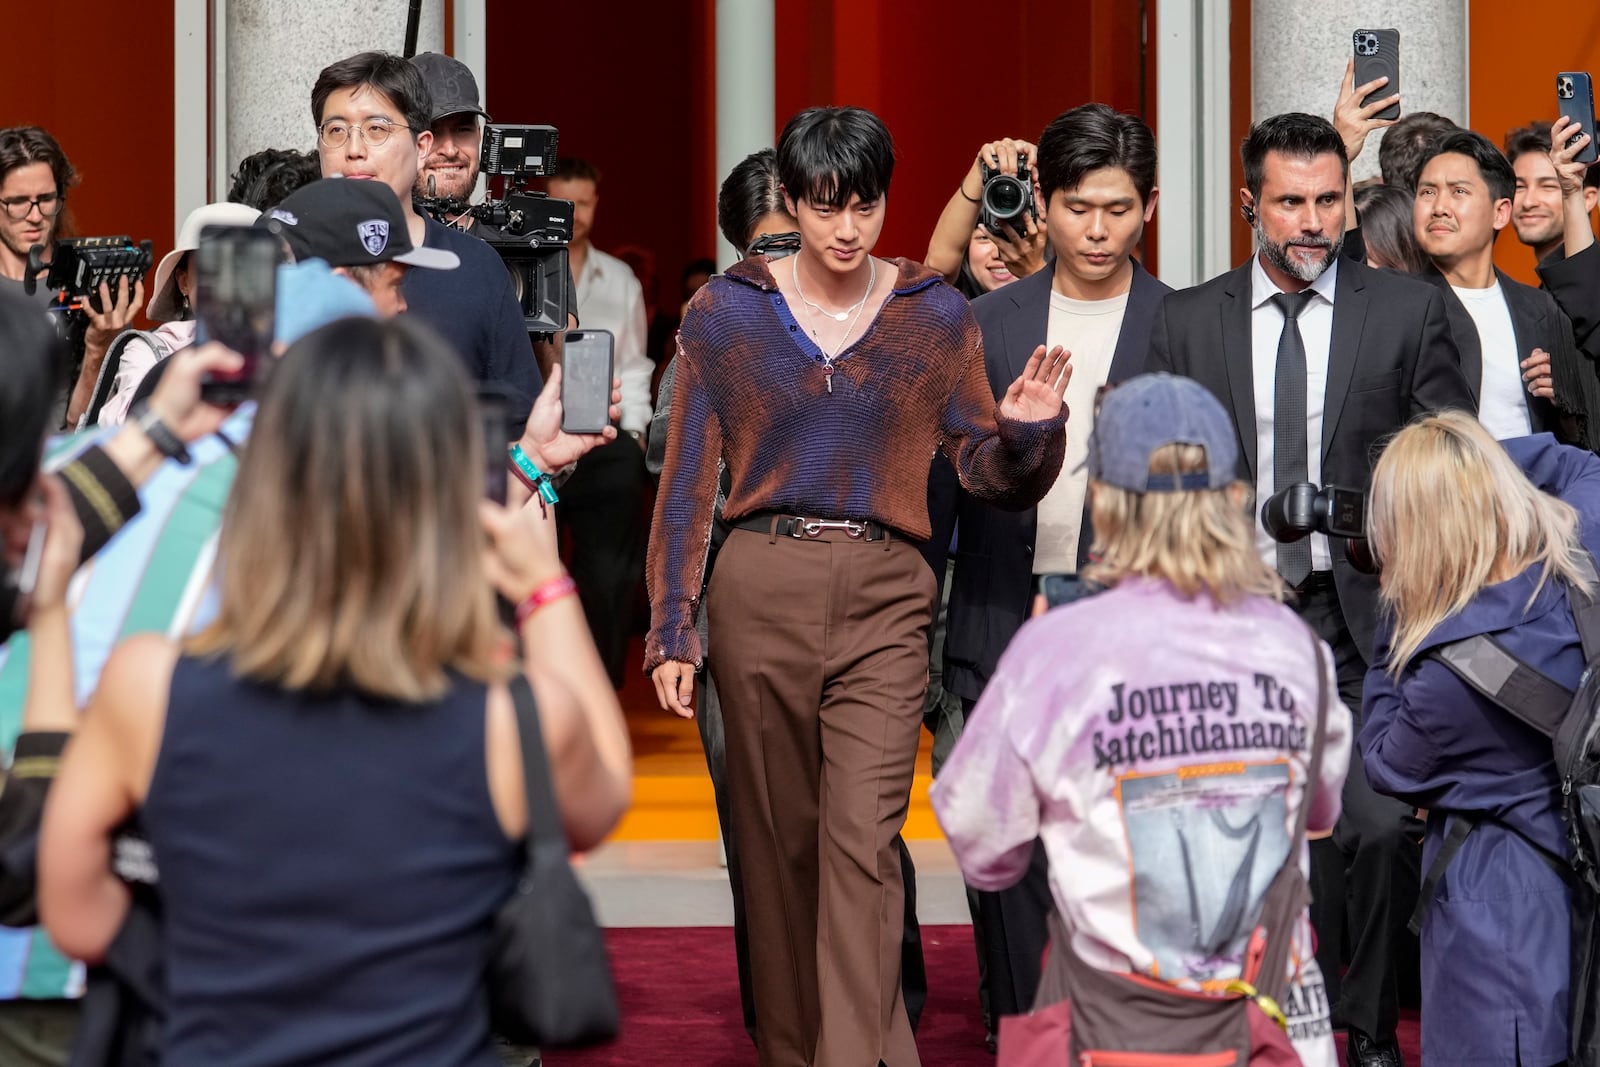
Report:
1147,112,1473,1067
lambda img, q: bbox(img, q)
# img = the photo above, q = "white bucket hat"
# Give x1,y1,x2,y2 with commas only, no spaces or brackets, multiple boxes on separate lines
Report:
146,202,263,322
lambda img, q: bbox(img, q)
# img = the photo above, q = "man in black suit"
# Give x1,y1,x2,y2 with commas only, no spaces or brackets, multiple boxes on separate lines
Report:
1412,129,1588,446
1146,113,1475,1067
942,102,1171,1028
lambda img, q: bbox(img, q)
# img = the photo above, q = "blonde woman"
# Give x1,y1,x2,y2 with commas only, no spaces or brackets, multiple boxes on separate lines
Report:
36,316,630,1067
932,373,1350,1067
1361,411,1595,1067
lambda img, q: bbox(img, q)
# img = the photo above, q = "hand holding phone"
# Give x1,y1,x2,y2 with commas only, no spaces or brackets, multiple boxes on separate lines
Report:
560,330,616,435
1556,72,1599,166
194,225,282,404
1352,29,1401,123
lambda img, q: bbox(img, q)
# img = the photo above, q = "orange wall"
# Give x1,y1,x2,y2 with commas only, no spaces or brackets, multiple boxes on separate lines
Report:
1,6,176,316
1473,2,1600,283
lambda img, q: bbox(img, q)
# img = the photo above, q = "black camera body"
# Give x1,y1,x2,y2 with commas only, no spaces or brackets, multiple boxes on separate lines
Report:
979,152,1037,240
482,125,559,177
25,237,154,313
1261,482,1366,542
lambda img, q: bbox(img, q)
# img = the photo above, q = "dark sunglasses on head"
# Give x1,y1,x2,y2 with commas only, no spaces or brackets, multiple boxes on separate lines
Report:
745,232,801,261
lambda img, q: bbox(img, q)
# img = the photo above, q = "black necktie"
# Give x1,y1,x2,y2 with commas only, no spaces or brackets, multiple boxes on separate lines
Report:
1271,290,1316,587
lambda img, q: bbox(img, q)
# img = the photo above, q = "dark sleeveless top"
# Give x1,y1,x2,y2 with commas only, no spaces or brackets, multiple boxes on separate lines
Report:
142,655,519,1067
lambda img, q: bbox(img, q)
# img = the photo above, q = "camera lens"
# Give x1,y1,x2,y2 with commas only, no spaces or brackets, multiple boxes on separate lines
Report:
984,176,1025,218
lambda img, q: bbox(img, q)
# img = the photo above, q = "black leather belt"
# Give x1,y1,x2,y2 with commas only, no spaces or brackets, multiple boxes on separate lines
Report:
733,512,892,542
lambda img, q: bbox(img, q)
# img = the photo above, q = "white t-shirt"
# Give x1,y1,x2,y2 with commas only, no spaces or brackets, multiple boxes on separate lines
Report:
1452,282,1530,441
1034,288,1129,574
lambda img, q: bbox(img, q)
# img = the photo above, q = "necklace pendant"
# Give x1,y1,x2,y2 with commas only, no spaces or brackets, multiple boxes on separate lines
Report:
823,364,834,393
832,310,848,322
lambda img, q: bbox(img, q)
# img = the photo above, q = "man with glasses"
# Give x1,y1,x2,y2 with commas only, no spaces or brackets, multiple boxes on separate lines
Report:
311,52,541,423
0,127,142,429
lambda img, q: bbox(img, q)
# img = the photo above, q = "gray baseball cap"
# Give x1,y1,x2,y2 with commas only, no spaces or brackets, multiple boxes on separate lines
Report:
411,52,491,123
1086,373,1239,493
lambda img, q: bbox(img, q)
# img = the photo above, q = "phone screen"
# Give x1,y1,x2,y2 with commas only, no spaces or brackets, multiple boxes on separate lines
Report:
561,329,615,434
477,388,515,504
195,225,281,402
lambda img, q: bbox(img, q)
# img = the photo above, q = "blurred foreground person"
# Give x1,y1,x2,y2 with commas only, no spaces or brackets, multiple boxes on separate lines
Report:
934,373,1350,1067
38,316,630,1067
1362,412,1597,1067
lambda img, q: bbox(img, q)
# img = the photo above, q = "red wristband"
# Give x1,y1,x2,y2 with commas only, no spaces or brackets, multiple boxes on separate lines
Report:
514,575,578,625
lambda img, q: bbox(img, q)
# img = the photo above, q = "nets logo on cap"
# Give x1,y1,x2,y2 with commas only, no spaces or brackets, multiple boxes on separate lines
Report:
357,220,390,257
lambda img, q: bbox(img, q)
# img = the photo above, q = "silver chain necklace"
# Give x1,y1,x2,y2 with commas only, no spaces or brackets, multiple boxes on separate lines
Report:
793,256,876,393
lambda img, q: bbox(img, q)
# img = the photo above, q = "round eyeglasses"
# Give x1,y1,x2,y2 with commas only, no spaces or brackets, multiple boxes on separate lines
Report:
0,193,64,221
317,119,412,150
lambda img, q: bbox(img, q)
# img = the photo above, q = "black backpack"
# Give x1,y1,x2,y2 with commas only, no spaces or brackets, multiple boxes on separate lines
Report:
1423,552,1600,1066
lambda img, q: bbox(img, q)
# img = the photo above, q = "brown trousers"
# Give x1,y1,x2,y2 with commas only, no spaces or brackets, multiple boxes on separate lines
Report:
707,525,935,1067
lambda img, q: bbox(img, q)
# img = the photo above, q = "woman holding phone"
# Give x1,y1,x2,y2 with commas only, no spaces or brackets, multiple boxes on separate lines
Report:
647,105,1071,1066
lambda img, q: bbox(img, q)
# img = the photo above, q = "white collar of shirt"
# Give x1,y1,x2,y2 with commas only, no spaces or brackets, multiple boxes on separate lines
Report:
1249,254,1339,311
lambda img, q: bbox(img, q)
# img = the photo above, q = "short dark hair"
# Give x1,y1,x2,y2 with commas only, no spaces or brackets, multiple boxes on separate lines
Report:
717,148,789,249
0,287,66,504
1377,111,1457,191
1036,103,1157,205
1241,113,1348,200
311,52,433,142
1419,128,1515,203
1354,183,1427,274
550,157,602,185
228,148,322,211
0,126,77,195
776,106,895,208
1504,120,1600,190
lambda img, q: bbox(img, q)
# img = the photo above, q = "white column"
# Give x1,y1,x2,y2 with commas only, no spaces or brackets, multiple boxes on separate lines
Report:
1252,0,1468,182
1156,0,1234,290
174,0,210,224
222,0,445,182
714,0,775,267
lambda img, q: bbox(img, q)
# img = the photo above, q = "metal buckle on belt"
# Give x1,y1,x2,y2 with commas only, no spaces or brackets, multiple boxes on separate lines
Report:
799,519,868,539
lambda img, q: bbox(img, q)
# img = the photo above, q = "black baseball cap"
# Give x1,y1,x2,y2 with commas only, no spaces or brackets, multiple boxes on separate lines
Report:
262,178,458,271
411,52,491,123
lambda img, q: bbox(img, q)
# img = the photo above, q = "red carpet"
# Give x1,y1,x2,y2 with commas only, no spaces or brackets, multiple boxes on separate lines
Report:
545,925,1421,1066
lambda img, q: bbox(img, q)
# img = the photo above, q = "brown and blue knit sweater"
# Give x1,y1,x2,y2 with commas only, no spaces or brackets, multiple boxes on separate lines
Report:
644,256,1067,671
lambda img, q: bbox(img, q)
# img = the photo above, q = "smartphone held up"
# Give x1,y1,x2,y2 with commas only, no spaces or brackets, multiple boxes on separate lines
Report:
560,329,615,435
1557,72,1599,165
194,225,283,405
1353,28,1401,122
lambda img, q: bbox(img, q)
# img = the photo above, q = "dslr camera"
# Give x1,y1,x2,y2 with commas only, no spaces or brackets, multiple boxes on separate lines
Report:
415,122,573,336
1260,482,1377,573
979,152,1037,240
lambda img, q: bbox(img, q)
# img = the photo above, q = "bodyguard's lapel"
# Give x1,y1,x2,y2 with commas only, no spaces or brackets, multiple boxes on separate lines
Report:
1220,262,1258,479
1423,267,1482,401
1322,260,1368,459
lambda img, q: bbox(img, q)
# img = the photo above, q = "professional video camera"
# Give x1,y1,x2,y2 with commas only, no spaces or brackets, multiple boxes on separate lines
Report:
979,152,1037,240
415,123,573,336
24,236,154,314
1260,481,1377,573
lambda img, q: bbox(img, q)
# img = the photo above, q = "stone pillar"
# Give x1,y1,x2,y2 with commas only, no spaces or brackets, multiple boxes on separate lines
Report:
222,0,445,181
714,0,775,267
1252,1,1468,182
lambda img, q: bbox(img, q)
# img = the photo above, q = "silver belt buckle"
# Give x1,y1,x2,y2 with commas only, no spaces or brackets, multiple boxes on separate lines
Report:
802,519,868,539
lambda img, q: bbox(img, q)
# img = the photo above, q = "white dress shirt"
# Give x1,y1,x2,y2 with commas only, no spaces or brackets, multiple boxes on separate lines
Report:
1251,256,1337,573
1451,281,1531,441
573,245,653,434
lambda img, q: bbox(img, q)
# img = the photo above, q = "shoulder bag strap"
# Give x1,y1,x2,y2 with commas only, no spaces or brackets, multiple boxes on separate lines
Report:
1567,550,1600,663
1431,636,1569,739
508,674,566,850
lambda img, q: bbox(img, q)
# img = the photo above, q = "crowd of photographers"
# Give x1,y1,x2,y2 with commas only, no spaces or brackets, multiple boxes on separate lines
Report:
3,41,1600,1067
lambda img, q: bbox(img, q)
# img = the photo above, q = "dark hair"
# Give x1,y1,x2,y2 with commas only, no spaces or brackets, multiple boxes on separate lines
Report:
311,52,433,142
1241,113,1348,200
717,148,789,249
682,257,716,281
551,157,602,185
0,288,66,504
776,106,895,208
1354,183,1427,274
0,127,77,197
1036,103,1157,204
1377,111,1457,191
1419,128,1515,203
1504,120,1600,189
228,148,323,211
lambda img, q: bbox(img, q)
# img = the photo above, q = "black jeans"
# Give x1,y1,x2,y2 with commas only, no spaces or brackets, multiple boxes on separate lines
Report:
1298,573,1422,1041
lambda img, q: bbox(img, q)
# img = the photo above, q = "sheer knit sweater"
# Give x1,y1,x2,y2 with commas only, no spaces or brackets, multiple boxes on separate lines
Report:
644,256,1067,672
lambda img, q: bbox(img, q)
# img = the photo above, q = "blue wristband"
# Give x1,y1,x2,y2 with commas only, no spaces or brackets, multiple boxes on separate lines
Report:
508,444,560,505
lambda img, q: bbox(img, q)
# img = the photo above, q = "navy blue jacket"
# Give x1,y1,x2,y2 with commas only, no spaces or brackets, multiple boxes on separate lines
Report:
1360,433,1595,1065
942,260,1170,703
